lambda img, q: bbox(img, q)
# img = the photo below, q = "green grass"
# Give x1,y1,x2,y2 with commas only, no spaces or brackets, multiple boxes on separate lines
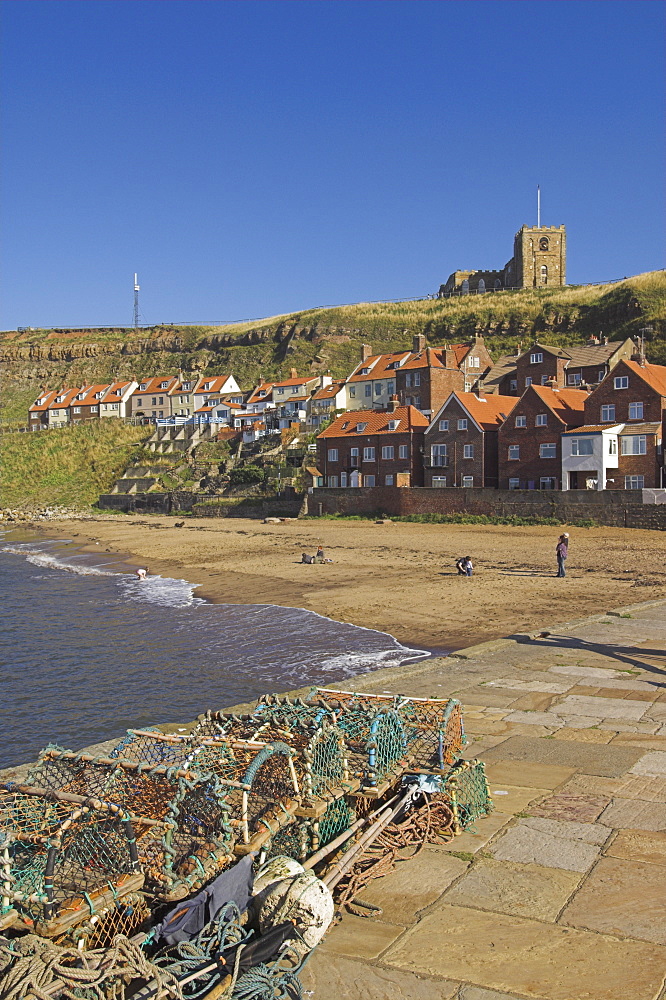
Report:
0,422,151,509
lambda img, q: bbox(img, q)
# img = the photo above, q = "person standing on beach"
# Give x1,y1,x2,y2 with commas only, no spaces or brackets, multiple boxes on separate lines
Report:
555,534,569,578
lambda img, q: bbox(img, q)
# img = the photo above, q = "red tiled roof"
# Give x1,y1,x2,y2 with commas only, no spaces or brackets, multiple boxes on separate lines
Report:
196,376,235,392
622,359,666,396
311,380,345,400
272,376,314,387
530,385,588,424
102,380,133,403
132,376,178,395
450,392,519,430
317,406,429,438
348,352,411,381
74,384,112,406
30,390,59,412
49,387,86,409
562,424,623,434
246,382,275,403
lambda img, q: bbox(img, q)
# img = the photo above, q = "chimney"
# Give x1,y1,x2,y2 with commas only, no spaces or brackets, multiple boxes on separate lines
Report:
587,335,600,346
412,334,426,354
548,377,558,388
361,343,372,362
289,367,298,378
388,395,399,412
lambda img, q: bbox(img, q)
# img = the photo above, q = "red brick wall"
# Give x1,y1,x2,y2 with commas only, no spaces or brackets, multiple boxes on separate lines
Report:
424,396,488,487
498,389,580,490
584,363,665,425
397,367,464,415
317,428,425,487
514,351,566,391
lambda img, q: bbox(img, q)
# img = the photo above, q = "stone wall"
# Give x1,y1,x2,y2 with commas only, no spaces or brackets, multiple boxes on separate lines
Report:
97,491,303,518
308,486,666,529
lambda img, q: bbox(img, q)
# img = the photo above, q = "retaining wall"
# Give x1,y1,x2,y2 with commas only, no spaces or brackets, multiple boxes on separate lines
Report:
307,487,666,529
97,491,303,518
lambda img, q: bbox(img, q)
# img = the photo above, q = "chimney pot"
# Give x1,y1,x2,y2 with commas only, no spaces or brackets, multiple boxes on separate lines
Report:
289,367,298,379
412,333,426,354
361,343,372,362
388,395,399,412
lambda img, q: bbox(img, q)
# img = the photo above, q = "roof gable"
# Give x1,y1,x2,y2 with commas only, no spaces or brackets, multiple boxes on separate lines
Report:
318,405,428,438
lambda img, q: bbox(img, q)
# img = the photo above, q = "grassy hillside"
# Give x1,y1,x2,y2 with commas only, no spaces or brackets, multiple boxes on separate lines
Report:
1,270,664,426
0,421,150,509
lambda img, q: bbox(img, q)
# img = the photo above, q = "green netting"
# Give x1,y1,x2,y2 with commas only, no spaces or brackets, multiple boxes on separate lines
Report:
266,821,309,862
316,798,356,850
446,759,493,831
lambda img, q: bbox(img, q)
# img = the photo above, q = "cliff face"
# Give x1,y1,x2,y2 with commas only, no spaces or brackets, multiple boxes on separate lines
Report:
1,271,664,423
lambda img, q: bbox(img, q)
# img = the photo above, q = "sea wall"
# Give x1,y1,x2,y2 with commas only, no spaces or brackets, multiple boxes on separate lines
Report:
307,487,666,529
97,491,303,518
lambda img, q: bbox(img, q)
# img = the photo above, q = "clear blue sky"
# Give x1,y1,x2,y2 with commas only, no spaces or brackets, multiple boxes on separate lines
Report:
2,0,664,330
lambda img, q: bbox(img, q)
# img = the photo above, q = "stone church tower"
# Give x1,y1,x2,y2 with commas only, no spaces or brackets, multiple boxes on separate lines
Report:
439,222,566,295
505,225,566,288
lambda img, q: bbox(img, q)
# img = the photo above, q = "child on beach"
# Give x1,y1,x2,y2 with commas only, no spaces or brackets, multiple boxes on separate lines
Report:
135,567,148,580
555,533,569,577
456,556,473,577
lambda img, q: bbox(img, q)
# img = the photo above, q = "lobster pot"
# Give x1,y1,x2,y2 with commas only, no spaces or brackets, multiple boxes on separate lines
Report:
441,758,493,832
266,819,310,862
0,787,139,925
309,688,466,771
23,750,235,901
53,891,151,951
312,797,356,852
110,729,196,767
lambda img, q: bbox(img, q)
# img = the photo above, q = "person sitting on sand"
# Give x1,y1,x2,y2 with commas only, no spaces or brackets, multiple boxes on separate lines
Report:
135,567,148,580
301,552,315,564
455,557,467,576
459,556,473,577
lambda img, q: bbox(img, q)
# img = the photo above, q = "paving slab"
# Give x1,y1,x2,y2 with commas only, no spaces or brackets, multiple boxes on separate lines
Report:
484,760,576,789
570,686,658,702
605,829,666,866
631,751,666,776
486,679,572,694
502,711,564,727
357,849,468,924
484,784,550,815
551,728,614,744
488,817,609,872
644,704,666,722
549,664,630,680
598,798,666,831
561,773,666,802
552,695,648,721
505,693,557,713
598,721,660,734
560,856,666,944
612,733,666,750
463,720,552,738
383,904,666,1000
440,811,512,856
483,735,645,777
459,990,526,1000
300,952,459,999
529,793,610,824
443,859,581,921
319,913,404,960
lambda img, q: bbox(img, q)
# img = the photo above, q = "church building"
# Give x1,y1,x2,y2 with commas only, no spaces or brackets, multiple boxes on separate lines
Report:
439,224,566,295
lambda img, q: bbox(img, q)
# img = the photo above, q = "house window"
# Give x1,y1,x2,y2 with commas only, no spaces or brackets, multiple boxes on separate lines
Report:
540,477,556,490
530,352,543,364
525,377,532,387
139,383,147,391
621,435,647,455
628,402,644,420
387,420,399,431
412,397,421,408
601,404,616,422
508,445,520,460
567,373,581,385
399,445,408,459
541,375,550,385
431,444,447,467
277,387,284,395
356,422,368,433
51,409,60,417
160,382,168,389
382,445,394,459
327,475,339,487
374,383,382,396
536,413,548,426
387,381,395,395
515,415,526,427
457,419,468,430
463,444,474,459
152,397,157,405
432,476,447,487
571,438,594,456
609,438,617,455
364,475,376,487
508,477,520,489
461,475,474,487
614,376,629,389
510,380,518,392
73,406,81,413
350,448,359,467
625,475,644,489
439,419,449,431
385,474,394,486
363,447,375,461
91,406,98,413
598,370,606,382
405,374,412,388
340,472,348,487
365,385,372,397
349,386,356,397
540,443,557,458
327,448,338,461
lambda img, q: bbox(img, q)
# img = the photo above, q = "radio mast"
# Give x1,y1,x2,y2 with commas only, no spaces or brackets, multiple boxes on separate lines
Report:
133,273,140,330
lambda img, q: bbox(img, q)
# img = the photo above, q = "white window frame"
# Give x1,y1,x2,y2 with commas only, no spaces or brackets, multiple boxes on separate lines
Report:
327,448,338,461
540,442,557,459
621,435,647,456
508,477,520,490
364,474,376,487
364,384,372,397
382,445,394,459
571,438,594,456
431,444,447,467
463,444,474,459
535,413,548,426
384,474,394,486
625,475,644,489
530,352,543,364
350,447,359,467
525,377,532,387
515,415,526,428
399,444,408,459
601,404,616,422
328,475,339,487
508,445,520,460
457,418,468,430
614,376,629,389
628,402,644,420
461,475,474,487
540,477,556,490
567,373,581,386
363,447,375,462
432,476,447,487
439,419,449,431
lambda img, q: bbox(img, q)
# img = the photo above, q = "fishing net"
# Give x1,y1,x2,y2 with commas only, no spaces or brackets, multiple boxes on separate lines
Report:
53,892,151,952
445,758,493,831
315,798,356,851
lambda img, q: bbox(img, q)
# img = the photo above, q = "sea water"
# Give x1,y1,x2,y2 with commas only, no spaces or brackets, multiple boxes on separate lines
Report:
0,532,427,769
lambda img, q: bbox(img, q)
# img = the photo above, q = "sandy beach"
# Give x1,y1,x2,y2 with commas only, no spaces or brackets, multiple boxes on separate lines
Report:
35,515,666,652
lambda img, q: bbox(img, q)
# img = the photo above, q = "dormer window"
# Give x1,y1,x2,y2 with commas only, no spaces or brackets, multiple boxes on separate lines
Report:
356,422,368,433
56,395,65,403
77,393,85,400
361,368,370,375
388,419,400,431
95,392,103,399
139,383,147,391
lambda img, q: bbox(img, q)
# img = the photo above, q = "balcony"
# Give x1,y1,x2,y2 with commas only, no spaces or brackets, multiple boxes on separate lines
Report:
428,457,449,468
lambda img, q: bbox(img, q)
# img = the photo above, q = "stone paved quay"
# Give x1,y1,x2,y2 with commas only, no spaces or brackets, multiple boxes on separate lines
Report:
302,597,666,1000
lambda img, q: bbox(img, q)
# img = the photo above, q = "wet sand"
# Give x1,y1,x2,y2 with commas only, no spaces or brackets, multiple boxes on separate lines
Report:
35,515,666,652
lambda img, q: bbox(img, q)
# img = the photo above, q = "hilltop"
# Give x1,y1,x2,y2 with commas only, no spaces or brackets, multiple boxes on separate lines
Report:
1,270,665,426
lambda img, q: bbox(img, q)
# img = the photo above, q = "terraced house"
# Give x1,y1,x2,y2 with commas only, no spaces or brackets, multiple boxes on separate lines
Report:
130,376,179,421
560,357,666,490
424,392,519,488
317,403,429,487
498,337,636,396
497,385,588,490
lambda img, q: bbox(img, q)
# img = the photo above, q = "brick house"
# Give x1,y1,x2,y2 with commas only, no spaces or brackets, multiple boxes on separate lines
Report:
503,338,636,396
424,392,519,488
573,358,666,489
317,403,429,488
29,389,59,429
70,383,112,423
497,385,588,490
46,386,84,427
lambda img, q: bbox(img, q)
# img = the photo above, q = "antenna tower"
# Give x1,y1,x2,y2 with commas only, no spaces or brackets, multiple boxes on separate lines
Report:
133,273,140,330
537,185,541,228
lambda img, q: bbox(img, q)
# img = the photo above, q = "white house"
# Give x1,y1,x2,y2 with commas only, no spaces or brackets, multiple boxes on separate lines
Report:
561,424,623,490
191,375,241,415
